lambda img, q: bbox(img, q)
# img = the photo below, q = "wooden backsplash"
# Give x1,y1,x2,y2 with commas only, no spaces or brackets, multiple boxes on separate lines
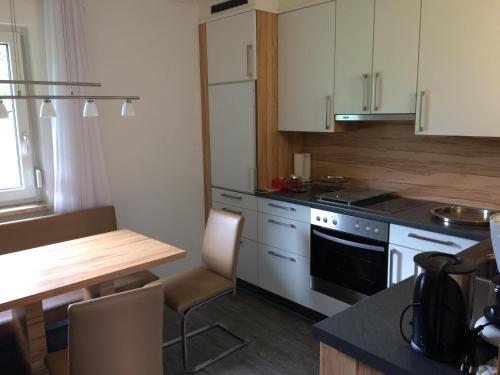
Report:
299,122,500,210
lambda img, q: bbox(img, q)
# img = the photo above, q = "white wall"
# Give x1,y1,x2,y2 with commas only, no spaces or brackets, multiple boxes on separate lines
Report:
82,0,205,276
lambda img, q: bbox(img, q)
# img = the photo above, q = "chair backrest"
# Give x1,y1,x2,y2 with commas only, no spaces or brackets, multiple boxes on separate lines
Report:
201,209,244,284
67,284,164,375
0,206,117,255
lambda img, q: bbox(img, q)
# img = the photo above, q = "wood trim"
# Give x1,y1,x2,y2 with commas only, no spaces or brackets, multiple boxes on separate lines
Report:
199,23,212,222
320,343,384,375
256,10,295,190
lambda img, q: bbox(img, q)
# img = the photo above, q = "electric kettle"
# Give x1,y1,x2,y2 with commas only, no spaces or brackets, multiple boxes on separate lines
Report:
400,252,477,362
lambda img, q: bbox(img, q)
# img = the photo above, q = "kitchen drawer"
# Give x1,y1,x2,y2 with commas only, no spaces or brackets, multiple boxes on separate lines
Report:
258,198,311,223
237,238,259,286
389,224,478,255
212,202,258,241
259,245,311,308
212,188,257,210
258,213,310,258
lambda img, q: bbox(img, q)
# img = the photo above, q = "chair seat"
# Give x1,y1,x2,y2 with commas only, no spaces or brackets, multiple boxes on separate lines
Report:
45,349,68,375
149,267,232,313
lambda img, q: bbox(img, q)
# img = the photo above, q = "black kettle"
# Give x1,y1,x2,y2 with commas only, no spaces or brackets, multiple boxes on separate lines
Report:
400,252,476,362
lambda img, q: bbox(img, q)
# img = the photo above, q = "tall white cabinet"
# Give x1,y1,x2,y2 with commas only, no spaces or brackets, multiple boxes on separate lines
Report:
277,2,335,132
334,0,420,116
415,0,500,136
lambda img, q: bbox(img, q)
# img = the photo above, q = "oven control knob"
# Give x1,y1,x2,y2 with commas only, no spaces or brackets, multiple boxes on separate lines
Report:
323,217,328,223
316,216,321,222
332,217,338,225
374,228,380,234
366,226,371,232
354,223,360,230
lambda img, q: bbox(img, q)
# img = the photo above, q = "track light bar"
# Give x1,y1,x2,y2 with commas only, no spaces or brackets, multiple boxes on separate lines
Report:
0,79,102,87
0,95,140,100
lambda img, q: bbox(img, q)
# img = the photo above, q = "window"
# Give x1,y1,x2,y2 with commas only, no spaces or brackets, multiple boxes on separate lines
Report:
0,30,39,207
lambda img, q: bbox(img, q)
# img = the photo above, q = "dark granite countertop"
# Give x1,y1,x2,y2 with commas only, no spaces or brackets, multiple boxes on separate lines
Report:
255,186,490,241
312,239,496,375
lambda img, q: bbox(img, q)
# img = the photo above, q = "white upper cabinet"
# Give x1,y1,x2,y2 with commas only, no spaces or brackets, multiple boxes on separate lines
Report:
371,0,420,114
334,0,374,115
334,0,420,115
278,2,335,132
206,11,257,84
416,0,500,136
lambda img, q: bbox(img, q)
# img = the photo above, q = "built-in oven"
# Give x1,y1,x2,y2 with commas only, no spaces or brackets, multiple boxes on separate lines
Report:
310,208,389,305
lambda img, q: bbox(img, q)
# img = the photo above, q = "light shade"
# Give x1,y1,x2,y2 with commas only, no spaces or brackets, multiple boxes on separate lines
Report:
40,99,56,119
83,99,99,117
0,100,8,119
121,99,135,117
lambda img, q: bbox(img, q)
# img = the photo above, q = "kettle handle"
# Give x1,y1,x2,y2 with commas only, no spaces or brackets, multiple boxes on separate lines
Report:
400,303,418,344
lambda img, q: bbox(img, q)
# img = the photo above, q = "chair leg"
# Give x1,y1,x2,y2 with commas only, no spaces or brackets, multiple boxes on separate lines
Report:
162,290,250,373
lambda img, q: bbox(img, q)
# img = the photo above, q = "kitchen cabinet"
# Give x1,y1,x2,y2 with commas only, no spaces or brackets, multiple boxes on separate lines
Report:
259,244,311,307
238,239,259,286
209,81,256,194
258,197,310,223
334,0,420,116
278,2,335,132
212,201,258,241
415,0,500,136
387,244,421,287
206,11,256,84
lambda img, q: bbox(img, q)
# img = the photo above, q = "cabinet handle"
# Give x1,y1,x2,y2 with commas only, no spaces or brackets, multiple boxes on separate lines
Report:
246,44,253,78
408,232,455,247
221,193,243,200
373,73,381,111
325,95,332,130
416,90,426,132
268,250,296,263
268,203,296,212
362,73,369,111
389,248,399,287
268,219,296,229
221,207,242,215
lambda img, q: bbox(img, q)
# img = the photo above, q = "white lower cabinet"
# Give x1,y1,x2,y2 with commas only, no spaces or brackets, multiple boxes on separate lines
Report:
259,245,311,307
238,239,259,286
387,244,421,287
258,213,310,257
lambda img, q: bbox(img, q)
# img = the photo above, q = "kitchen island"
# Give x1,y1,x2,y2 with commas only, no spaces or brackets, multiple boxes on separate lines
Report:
313,239,496,375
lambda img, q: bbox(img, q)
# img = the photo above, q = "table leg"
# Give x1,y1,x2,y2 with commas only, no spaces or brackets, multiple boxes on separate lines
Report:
98,280,115,296
12,301,49,375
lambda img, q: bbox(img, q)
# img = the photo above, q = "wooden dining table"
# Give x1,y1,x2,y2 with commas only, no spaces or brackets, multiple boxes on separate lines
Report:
0,229,186,375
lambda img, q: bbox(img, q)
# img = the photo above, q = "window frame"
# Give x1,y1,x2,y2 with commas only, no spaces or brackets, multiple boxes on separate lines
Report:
0,29,42,207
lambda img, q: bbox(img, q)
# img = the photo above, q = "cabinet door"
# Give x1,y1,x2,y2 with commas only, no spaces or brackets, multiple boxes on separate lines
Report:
278,2,335,132
416,0,500,136
209,81,256,194
371,0,420,114
206,11,256,84
388,244,421,287
238,239,259,285
334,0,374,115
259,245,311,307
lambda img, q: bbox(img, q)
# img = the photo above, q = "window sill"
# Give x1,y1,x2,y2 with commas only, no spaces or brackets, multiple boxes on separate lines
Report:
0,202,53,223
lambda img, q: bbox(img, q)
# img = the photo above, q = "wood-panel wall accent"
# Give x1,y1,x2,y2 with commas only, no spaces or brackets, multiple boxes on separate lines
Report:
320,343,384,375
302,122,500,210
199,23,212,221
256,11,296,190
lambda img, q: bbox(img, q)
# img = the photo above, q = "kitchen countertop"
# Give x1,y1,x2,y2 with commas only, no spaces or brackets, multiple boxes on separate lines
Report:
255,185,491,241
312,239,497,375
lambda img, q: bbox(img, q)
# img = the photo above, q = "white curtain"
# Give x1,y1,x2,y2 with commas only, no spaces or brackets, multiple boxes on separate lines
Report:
44,0,111,213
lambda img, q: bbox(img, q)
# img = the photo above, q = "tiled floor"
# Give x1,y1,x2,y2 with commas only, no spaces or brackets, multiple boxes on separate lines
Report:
1,288,320,375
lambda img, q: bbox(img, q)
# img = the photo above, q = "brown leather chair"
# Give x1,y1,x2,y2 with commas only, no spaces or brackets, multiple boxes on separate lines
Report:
147,208,248,373
45,284,164,375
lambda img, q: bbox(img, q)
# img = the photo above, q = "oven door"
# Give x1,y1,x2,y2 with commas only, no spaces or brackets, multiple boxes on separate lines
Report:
310,225,388,305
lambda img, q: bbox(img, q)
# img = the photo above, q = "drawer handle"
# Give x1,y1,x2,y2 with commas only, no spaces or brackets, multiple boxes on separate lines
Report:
268,203,296,212
408,233,455,247
221,193,243,200
221,207,242,215
268,219,296,229
268,250,296,263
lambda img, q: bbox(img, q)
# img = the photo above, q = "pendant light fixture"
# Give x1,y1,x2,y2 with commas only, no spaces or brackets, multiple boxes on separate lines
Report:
121,99,136,117
83,99,98,117
0,0,140,119
39,99,56,118
0,100,8,119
